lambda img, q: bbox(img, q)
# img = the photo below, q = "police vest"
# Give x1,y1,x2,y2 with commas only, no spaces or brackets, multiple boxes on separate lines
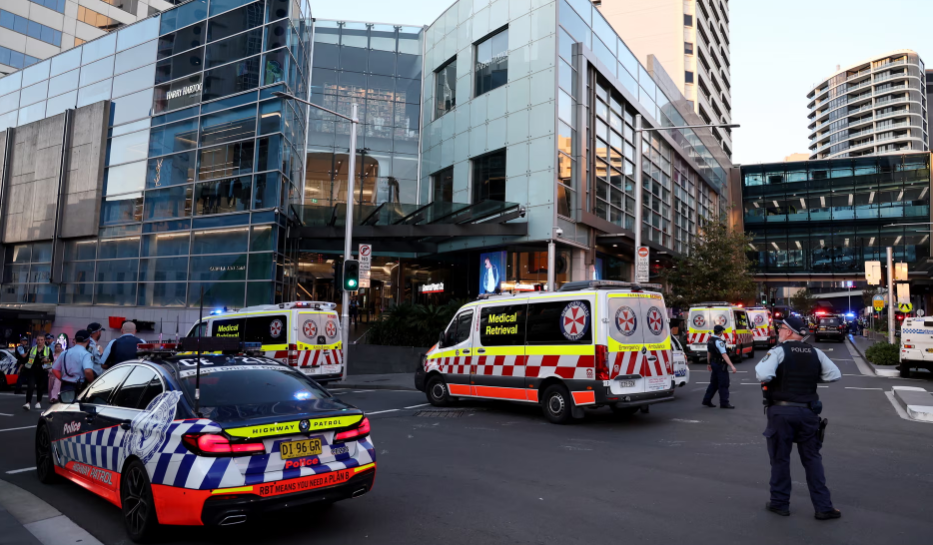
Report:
106,335,145,367
770,341,821,403
707,336,726,364
25,346,52,370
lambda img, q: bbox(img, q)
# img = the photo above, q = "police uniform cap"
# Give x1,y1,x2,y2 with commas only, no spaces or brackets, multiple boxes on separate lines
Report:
74,330,91,343
779,315,809,336
86,322,103,334
713,325,725,334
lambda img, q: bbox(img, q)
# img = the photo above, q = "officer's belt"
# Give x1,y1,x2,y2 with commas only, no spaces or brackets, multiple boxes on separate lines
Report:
773,401,809,407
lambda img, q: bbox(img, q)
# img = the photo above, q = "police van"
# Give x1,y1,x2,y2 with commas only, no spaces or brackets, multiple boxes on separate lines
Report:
897,317,933,378
187,302,344,383
746,307,778,348
686,302,754,362
414,281,676,424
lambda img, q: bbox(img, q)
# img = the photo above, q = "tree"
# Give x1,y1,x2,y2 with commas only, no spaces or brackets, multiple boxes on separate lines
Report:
660,220,757,309
861,286,878,311
790,288,818,315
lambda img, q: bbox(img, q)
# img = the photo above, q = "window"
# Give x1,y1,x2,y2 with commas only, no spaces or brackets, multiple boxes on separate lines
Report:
434,57,457,119
684,42,694,55
685,71,694,84
474,28,508,97
77,6,122,32
472,149,507,203
479,305,526,346
526,300,592,345
112,366,158,409
684,14,693,26
81,366,133,405
447,310,474,345
432,166,453,203
0,10,62,46
733,311,748,330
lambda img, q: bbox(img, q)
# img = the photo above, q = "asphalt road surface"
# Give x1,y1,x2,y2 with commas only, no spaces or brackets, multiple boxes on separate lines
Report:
1,337,932,545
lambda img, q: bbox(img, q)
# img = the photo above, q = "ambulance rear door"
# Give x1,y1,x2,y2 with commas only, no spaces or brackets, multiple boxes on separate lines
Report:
607,293,647,395
710,308,734,346
687,308,712,352
637,294,673,393
297,311,327,370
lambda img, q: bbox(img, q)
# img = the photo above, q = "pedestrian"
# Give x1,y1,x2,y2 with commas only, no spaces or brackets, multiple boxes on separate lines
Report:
101,321,145,368
756,315,842,520
13,335,29,394
23,334,53,410
86,322,104,377
48,335,66,403
350,299,359,326
701,324,737,409
52,330,96,397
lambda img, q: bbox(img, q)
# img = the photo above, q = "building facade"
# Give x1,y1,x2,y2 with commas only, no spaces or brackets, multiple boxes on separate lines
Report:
741,153,933,308
0,0,180,76
592,0,732,159
808,50,929,161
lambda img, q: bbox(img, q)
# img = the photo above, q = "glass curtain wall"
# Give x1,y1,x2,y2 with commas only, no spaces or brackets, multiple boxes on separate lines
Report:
0,0,312,308
743,154,931,273
306,20,422,207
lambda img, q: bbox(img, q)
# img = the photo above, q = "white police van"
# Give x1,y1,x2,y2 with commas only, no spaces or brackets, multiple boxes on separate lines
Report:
898,317,933,378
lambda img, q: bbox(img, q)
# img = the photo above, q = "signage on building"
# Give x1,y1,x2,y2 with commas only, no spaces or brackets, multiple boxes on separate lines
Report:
358,244,372,288
895,262,908,282
420,282,444,294
897,283,911,306
166,82,202,100
635,246,650,283
865,261,881,285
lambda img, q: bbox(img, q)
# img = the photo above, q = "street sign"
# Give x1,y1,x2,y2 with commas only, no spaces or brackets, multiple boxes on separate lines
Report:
865,261,882,285
872,294,885,311
358,244,372,288
895,262,908,282
898,302,913,313
635,246,650,283
896,283,910,305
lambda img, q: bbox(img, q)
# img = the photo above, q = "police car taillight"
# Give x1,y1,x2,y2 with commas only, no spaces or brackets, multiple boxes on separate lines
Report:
334,417,371,443
287,343,299,366
595,345,610,381
182,433,265,457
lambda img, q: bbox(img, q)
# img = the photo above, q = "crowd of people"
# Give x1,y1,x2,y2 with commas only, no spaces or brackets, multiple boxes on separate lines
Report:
10,321,145,410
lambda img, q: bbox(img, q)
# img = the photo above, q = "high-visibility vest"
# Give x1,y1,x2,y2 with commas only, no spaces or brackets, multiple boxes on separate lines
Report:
26,346,52,370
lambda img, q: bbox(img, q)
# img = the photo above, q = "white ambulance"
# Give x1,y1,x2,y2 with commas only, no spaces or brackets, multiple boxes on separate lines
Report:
414,281,676,424
746,307,778,349
187,301,344,383
898,317,933,378
686,302,755,362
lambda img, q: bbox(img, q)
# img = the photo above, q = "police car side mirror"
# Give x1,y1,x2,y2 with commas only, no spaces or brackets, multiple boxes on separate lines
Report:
59,390,76,404
79,402,98,415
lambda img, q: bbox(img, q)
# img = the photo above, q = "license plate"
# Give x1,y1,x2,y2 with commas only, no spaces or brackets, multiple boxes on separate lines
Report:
279,438,322,460
820,327,828,331
692,345,705,350
674,370,686,377
617,380,635,388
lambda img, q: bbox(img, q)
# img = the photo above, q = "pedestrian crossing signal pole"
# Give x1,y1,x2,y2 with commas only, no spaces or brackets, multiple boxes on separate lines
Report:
887,247,895,344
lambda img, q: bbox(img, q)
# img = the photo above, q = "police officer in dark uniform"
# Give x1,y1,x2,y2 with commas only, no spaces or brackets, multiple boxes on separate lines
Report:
701,324,737,409
756,315,842,520
100,321,145,368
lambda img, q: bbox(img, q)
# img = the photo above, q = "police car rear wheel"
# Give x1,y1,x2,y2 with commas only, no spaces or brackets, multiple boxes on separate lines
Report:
35,425,57,484
121,460,159,543
426,377,453,407
542,384,572,424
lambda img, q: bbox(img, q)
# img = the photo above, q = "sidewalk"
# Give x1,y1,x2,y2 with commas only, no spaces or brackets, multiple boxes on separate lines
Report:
331,372,418,391
0,479,102,545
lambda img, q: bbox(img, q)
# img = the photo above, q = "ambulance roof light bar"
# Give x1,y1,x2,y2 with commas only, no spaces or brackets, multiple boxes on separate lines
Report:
693,301,732,307
558,280,663,292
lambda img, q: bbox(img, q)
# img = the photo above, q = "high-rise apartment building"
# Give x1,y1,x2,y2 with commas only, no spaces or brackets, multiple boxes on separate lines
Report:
0,0,178,76
592,0,732,159
807,50,928,160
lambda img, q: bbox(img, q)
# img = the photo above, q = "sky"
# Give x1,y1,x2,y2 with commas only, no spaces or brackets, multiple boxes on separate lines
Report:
310,0,933,166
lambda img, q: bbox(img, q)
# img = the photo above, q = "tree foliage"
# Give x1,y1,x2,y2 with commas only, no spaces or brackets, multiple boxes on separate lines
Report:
365,300,470,347
789,288,818,315
861,286,878,310
660,220,756,309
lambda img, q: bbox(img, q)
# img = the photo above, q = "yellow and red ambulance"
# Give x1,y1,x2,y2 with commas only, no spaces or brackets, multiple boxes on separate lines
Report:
686,302,755,362
187,302,344,383
746,306,777,348
414,281,676,424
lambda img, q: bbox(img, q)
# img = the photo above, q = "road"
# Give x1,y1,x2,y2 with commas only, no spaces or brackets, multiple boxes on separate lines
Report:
1,337,932,544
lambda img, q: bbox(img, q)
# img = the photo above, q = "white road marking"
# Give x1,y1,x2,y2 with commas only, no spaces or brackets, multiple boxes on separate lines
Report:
671,418,701,423
741,383,760,385
0,426,33,433
352,390,374,393
404,403,430,409
818,385,829,388
697,382,710,384
366,409,400,415
0,413,13,417
845,387,883,391
5,467,35,474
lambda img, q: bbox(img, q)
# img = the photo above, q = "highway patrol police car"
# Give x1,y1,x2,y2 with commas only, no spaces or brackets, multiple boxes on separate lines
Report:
415,281,676,424
34,339,374,542
898,316,933,378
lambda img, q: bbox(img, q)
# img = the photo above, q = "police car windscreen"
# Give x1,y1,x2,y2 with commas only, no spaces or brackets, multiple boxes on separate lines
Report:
819,317,840,326
178,367,330,422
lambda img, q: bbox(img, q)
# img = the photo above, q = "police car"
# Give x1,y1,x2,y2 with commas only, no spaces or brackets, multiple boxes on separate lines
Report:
34,339,375,542
898,317,933,378
415,281,676,424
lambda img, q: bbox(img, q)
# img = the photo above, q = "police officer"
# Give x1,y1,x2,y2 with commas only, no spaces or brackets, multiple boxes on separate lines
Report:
756,315,842,520
51,330,96,396
701,324,737,409
86,322,104,377
22,335,52,410
13,335,29,394
101,321,145,368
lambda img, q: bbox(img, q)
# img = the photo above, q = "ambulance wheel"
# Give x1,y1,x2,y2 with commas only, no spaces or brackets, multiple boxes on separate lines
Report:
35,424,58,484
541,384,573,424
121,459,160,543
610,406,639,417
426,376,454,407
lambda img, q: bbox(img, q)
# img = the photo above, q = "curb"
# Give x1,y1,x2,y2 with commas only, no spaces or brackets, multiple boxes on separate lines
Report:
892,386,933,423
846,337,904,377
330,382,419,391
0,479,103,545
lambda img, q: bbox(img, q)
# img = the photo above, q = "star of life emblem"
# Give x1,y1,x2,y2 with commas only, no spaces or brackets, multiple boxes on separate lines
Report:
615,306,637,337
560,301,590,341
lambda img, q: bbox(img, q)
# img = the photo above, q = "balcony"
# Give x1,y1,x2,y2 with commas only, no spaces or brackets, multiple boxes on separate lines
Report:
875,96,909,107
875,109,912,121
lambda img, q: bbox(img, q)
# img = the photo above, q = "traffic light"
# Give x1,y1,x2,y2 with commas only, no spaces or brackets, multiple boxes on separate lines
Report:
343,260,360,291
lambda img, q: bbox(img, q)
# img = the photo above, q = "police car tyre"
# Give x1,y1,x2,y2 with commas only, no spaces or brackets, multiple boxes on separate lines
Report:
542,384,573,424
426,376,454,407
610,406,639,417
35,424,58,484
121,459,160,543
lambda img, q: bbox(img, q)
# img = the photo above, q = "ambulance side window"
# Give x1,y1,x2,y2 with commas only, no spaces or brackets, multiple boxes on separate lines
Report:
734,311,748,329
211,318,245,340
526,300,592,345
451,311,474,345
479,305,526,346
188,322,208,337
244,315,289,344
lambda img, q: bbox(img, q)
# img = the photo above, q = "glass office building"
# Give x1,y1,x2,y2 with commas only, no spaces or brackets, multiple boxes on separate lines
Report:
742,154,932,276
0,0,311,311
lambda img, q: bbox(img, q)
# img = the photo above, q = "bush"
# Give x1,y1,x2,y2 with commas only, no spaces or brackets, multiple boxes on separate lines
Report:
365,299,469,347
864,341,899,366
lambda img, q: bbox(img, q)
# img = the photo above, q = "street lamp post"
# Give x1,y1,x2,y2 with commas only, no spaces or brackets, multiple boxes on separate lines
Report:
274,91,358,381
632,115,739,279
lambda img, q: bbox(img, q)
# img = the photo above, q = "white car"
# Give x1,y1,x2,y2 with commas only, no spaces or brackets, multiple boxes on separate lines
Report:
670,336,690,388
